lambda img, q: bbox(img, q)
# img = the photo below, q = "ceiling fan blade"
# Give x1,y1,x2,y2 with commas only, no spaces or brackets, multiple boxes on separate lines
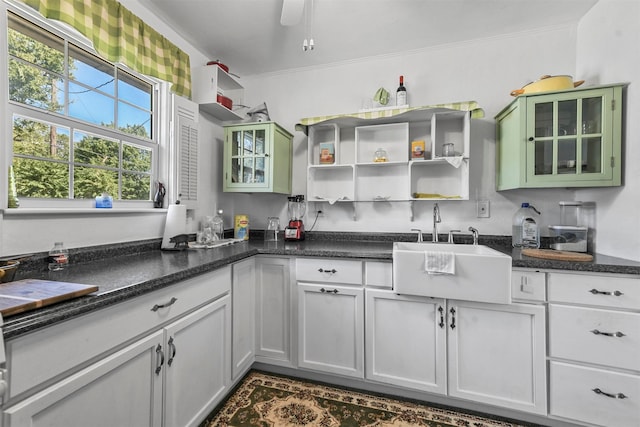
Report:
280,0,305,26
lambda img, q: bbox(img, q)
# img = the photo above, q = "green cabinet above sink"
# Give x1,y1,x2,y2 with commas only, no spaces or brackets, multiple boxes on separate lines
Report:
223,122,293,194
495,83,625,190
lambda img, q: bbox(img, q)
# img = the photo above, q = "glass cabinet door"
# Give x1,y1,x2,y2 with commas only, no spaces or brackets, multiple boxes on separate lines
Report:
229,127,267,185
527,89,609,184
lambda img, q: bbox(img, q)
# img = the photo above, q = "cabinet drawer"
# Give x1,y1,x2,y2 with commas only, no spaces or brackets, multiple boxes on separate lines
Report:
549,304,640,371
6,267,231,399
296,258,362,285
365,261,392,289
511,270,545,302
548,272,640,309
550,361,640,427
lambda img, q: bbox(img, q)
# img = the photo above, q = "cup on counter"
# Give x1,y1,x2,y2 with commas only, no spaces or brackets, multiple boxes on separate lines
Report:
265,217,280,241
443,143,455,157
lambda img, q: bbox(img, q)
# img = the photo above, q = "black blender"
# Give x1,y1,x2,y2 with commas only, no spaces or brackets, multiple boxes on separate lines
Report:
285,195,306,241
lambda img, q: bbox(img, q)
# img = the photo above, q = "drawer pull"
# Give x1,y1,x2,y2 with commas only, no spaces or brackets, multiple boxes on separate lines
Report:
591,329,626,338
151,297,178,312
320,288,338,294
589,288,623,296
318,268,337,274
592,388,628,399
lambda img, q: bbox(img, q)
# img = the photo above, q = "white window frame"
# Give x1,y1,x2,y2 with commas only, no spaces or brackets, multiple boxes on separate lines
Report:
2,1,170,212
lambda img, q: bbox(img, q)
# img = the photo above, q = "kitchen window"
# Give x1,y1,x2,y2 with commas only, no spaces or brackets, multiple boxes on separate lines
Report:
6,11,159,208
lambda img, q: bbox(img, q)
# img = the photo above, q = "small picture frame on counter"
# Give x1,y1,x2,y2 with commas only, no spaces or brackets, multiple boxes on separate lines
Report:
319,142,335,164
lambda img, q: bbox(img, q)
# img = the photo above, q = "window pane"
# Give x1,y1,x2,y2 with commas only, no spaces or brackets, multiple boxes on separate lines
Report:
13,157,69,198
69,82,115,126
74,131,119,168
74,166,118,199
122,172,151,200
13,116,70,161
534,140,553,175
118,102,152,138
558,139,577,174
9,59,65,112
69,44,115,96
123,143,152,172
534,102,553,137
8,14,64,73
582,137,602,173
558,100,577,136
118,69,151,109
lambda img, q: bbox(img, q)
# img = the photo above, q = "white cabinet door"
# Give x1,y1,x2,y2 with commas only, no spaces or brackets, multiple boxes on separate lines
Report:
163,295,231,427
232,258,256,379
297,283,364,378
365,290,446,394
255,257,291,365
4,331,164,427
448,300,547,415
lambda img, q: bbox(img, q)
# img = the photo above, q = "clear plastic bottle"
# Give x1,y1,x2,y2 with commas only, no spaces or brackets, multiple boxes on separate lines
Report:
48,242,69,271
512,203,541,248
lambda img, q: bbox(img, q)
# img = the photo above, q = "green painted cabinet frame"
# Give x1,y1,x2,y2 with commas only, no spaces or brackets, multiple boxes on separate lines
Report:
223,122,293,194
496,84,624,190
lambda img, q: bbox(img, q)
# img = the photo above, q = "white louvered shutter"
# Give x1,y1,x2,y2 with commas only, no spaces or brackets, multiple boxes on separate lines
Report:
173,95,199,208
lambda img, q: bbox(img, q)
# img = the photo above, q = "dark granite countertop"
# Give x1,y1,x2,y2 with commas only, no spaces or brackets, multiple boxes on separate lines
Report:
3,233,639,340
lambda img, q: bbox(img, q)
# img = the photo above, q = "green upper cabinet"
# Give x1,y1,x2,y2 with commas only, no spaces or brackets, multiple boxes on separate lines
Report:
495,84,625,190
223,122,293,194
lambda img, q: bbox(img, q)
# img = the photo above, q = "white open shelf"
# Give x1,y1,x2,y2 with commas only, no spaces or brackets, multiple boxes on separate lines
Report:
304,105,474,220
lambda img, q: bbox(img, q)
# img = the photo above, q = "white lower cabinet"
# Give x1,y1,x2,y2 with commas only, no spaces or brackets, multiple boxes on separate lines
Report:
255,257,291,366
365,290,446,393
365,290,547,415
4,296,231,427
3,268,232,427
447,300,547,414
297,282,364,378
231,258,256,379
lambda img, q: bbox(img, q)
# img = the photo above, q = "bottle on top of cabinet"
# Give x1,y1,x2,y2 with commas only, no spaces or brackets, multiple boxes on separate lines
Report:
396,75,407,106
512,203,541,248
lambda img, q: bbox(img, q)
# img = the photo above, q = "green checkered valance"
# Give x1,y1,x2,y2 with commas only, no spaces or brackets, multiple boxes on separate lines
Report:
20,0,191,98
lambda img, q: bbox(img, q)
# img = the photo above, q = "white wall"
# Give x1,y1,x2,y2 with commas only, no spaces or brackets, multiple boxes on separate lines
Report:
575,0,640,260
236,26,580,235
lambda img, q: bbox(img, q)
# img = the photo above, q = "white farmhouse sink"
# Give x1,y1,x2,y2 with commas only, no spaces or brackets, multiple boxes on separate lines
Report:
392,242,512,304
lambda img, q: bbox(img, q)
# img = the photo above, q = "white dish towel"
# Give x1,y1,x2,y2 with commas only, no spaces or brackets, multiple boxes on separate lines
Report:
425,251,456,275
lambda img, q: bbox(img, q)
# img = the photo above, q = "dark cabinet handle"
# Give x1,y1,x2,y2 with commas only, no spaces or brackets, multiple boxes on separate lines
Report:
592,388,627,399
589,288,623,296
318,268,337,274
438,306,445,328
449,307,456,329
320,288,338,294
155,344,164,375
167,336,177,366
591,329,625,338
528,137,534,142
151,297,178,312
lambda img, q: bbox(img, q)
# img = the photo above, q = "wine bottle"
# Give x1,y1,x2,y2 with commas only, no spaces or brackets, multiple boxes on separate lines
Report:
396,75,407,106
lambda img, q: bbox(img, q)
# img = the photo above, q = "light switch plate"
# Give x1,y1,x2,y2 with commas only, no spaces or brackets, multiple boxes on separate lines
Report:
477,200,490,218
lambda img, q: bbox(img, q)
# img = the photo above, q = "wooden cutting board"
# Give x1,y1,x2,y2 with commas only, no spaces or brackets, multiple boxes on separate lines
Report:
522,248,594,262
0,279,98,317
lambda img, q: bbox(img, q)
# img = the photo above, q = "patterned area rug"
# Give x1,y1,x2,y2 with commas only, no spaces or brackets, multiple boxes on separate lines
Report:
203,371,530,427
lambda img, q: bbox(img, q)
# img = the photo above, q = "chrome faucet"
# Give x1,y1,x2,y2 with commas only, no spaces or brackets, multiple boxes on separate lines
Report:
468,226,479,245
448,229,461,243
432,203,441,242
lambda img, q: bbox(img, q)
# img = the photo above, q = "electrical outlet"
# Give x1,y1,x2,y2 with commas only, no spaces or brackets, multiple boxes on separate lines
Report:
316,210,324,217
477,200,490,218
